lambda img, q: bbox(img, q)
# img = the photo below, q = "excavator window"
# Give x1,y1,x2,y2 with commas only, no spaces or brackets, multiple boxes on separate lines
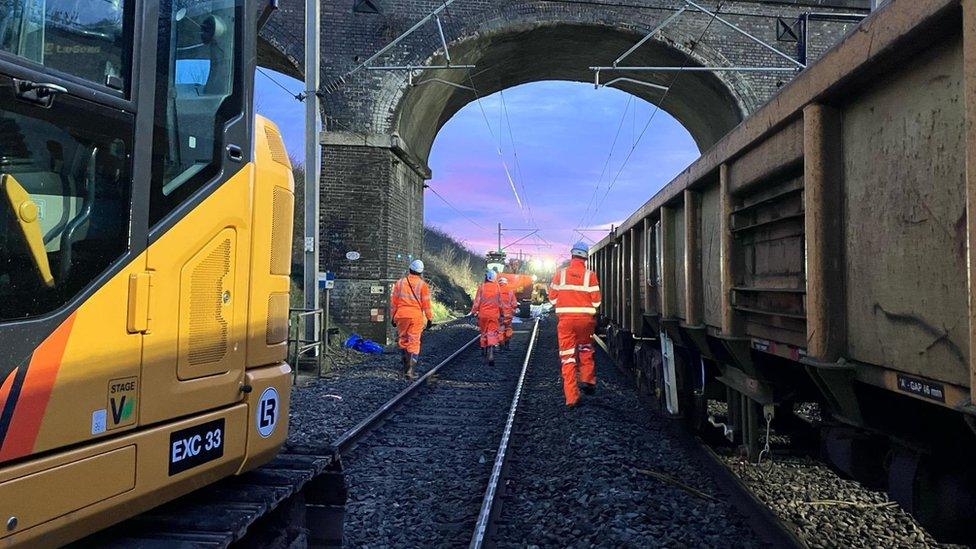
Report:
148,0,243,226
0,0,129,91
0,99,132,321
0,1,134,322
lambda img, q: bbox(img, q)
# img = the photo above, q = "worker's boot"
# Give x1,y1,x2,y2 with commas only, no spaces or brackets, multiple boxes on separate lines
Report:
401,350,411,377
487,345,495,367
406,354,418,380
580,382,596,396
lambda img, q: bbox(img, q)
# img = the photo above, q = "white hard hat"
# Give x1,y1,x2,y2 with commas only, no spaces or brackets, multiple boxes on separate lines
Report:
409,259,425,274
485,269,497,282
571,241,590,259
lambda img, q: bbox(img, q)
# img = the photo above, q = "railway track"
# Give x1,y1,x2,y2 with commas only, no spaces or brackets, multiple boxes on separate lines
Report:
77,319,538,548
338,318,540,547
78,316,825,548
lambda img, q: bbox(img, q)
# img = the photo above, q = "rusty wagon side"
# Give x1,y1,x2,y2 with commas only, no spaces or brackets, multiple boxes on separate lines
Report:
591,0,976,540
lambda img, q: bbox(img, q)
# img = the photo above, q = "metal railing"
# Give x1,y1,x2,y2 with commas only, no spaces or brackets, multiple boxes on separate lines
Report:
288,307,326,382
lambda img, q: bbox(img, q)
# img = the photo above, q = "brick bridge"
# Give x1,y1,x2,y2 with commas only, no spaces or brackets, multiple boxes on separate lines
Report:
258,0,869,342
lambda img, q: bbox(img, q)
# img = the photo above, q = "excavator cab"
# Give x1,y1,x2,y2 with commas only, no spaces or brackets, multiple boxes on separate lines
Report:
0,0,294,544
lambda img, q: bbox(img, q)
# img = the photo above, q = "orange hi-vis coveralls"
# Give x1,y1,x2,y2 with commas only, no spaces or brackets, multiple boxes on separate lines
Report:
549,258,602,406
390,274,433,356
499,281,516,343
471,280,503,348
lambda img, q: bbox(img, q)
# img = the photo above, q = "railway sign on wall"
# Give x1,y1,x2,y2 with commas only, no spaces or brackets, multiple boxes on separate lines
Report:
318,271,335,290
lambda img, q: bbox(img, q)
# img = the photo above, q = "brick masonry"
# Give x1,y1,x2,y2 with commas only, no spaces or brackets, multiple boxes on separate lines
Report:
259,0,870,343
321,141,424,342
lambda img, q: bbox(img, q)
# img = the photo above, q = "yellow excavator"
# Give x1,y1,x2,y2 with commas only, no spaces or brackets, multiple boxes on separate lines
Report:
0,0,294,544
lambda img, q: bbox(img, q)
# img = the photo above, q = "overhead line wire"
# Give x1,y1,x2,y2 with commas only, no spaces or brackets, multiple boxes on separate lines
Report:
257,67,303,100
499,89,537,229
427,184,490,232
575,95,633,233
442,2,540,234
463,67,528,216
583,0,726,230
438,2,531,221
341,3,496,242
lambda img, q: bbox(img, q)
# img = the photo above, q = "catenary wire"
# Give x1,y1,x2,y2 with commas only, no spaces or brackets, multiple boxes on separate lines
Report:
464,72,527,216
582,0,726,230
575,95,634,234
257,67,303,100
427,184,491,232
442,3,545,239
499,89,538,229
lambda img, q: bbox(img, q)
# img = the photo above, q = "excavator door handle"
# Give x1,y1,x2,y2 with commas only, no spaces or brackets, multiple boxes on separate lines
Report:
226,144,244,163
13,79,68,108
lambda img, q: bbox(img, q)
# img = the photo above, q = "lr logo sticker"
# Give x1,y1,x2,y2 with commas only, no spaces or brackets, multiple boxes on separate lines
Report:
257,387,279,438
107,376,138,429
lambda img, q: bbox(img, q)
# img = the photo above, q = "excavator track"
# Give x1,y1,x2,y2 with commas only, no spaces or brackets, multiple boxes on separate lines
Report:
76,448,345,548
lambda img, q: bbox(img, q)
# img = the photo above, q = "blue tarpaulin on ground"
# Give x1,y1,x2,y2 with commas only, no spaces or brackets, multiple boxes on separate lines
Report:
343,333,384,354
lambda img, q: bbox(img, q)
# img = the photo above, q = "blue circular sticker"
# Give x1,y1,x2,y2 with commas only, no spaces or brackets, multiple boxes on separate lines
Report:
256,387,279,438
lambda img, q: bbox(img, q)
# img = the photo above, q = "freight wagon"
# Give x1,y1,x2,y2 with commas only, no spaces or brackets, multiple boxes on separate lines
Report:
590,0,976,541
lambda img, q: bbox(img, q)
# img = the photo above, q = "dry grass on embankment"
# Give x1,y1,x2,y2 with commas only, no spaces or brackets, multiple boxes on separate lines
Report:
422,226,484,321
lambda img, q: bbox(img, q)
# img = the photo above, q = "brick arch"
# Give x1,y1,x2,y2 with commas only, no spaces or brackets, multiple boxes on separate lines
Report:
260,0,868,156
384,18,751,161
257,0,867,343
257,13,304,80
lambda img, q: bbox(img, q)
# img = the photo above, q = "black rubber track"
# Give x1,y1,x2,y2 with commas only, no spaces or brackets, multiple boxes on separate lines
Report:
74,447,340,548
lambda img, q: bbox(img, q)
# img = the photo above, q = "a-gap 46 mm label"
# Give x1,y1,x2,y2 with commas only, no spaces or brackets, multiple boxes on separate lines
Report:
896,374,946,403
168,418,225,476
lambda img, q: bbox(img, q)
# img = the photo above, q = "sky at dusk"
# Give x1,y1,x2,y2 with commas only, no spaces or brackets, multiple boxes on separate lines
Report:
255,71,700,264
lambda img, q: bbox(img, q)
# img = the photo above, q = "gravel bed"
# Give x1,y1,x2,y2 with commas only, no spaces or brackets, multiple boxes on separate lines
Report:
710,396,956,546
292,312,951,547
493,317,760,548
287,318,481,447
721,452,956,548
340,323,536,547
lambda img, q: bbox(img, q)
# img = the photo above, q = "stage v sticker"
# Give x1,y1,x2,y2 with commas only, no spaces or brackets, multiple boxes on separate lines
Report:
107,376,138,429
169,418,225,476
256,387,279,438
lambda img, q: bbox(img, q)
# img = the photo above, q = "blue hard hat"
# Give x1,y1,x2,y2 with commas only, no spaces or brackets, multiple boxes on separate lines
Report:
571,241,590,258
485,269,497,281
409,259,425,274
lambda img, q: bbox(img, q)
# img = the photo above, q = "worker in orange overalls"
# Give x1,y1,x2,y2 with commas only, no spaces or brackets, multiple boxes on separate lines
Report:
390,259,433,379
498,276,516,349
471,270,503,366
549,242,602,407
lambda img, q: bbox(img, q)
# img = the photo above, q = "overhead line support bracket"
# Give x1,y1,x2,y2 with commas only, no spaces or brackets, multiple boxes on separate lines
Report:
683,0,805,69
613,7,687,67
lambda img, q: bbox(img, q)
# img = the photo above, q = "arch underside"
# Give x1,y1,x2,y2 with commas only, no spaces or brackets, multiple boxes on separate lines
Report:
394,22,750,164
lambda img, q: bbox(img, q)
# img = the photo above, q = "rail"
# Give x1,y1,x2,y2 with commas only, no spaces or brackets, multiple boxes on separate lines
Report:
331,334,480,454
470,317,541,548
